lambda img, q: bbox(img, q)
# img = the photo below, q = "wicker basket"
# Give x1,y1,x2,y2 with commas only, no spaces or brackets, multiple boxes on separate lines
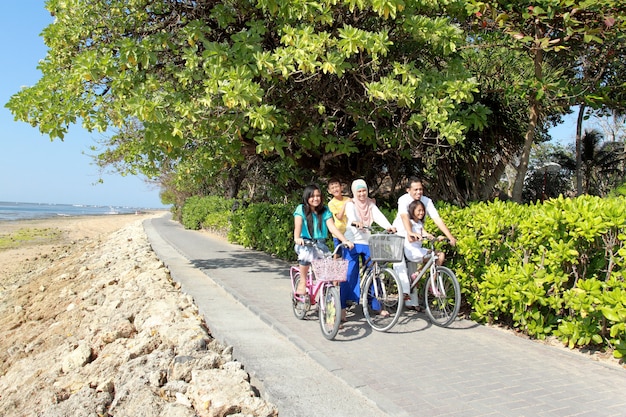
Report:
311,257,349,282
369,234,404,262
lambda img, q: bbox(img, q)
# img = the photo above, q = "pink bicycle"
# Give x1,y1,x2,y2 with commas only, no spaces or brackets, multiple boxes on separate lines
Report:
290,241,348,340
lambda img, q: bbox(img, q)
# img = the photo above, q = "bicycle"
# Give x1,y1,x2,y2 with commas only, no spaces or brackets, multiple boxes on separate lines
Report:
406,236,461,327
354,227,405,332
290,241,349,340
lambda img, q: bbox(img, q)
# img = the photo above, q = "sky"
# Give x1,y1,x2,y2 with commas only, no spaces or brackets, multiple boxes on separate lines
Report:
548,113,578,145
0,1,167,209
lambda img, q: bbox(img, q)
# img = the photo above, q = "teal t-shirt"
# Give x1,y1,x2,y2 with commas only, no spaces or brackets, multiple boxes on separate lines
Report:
293,204,332,239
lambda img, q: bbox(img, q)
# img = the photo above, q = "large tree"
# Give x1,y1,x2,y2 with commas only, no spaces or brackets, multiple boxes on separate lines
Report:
466,0,626,202
7,0,488,199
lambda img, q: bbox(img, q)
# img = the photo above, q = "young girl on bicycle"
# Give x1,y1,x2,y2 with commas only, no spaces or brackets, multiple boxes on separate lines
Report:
405,199,445,267
403,200,446,310
293,184,353,296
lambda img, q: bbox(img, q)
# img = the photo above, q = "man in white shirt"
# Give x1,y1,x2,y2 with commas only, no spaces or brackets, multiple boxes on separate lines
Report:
392,177,457,307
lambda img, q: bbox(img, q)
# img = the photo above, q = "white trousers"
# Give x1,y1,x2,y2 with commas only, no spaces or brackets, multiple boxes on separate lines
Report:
393,260,420,306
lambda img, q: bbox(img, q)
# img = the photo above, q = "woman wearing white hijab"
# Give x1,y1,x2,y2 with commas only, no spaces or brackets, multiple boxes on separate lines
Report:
341,179,396,321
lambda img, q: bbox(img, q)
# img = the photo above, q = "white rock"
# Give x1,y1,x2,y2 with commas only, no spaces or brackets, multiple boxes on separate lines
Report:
61,342,92,373
175,392,193,407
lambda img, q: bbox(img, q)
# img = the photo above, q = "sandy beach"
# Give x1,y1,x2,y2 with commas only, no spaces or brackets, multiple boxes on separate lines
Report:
0,212,276,416
0,213,158,296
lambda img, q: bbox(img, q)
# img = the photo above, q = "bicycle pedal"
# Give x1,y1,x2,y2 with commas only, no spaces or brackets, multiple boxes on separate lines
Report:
294,293,308,304
428,287,443,297
302,294,311,309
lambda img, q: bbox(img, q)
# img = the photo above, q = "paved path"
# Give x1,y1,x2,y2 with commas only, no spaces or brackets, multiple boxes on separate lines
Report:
144,214,626,417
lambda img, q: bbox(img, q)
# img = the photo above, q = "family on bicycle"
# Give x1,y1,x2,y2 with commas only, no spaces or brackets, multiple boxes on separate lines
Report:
292,177,458,332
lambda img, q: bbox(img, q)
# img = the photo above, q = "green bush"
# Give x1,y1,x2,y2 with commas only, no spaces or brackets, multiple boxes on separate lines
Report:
445,195,626,359
181,196,235,231
228,202,295,259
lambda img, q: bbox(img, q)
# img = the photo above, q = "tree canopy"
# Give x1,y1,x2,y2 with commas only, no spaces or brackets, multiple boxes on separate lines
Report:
6,0,626,205
8,0,490,202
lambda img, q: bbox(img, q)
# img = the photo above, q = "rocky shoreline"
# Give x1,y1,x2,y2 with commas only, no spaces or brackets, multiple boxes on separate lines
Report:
0,214,277,416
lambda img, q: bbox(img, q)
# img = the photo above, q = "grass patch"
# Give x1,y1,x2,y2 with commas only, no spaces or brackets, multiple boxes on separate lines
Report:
0,228,63,250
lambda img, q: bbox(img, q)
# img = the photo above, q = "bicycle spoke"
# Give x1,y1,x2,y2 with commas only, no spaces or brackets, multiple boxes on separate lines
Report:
319,285,342,340
424,266,460,327
362,267,402,332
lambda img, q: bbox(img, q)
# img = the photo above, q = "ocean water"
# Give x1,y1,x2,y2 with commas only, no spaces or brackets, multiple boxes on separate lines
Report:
0,201,148,221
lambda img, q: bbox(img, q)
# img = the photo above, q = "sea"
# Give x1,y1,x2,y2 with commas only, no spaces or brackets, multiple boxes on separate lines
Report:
0,201,155,221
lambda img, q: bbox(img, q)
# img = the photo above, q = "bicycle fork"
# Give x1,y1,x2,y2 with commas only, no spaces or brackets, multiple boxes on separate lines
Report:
427,263,445,298
367,264,388,302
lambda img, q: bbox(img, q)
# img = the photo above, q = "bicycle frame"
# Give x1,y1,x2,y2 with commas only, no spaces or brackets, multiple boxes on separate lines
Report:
289,265,329,306
407,238,446,296
356,224,393,290
358,258,380,295
357,260,374,294
404,237,461,327
408,254,440,295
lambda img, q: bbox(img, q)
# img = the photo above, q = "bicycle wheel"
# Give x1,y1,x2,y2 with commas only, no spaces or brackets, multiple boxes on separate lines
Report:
362,267,402,332
291,272,308,320
319,284,341,340
424,266,460,327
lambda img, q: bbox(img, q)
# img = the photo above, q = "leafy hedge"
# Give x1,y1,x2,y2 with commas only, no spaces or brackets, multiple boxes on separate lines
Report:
182,195,626,359
181,196,234,232
228,202,295,258
439,195,626,358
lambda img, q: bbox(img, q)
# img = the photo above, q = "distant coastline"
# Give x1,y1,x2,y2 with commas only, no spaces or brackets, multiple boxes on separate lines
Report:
0,201,167,221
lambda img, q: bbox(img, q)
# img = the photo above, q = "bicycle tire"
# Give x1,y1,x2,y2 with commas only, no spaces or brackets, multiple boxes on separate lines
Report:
319,284,341,340
424,266,460,327
362,267,403,332
291,272,308,320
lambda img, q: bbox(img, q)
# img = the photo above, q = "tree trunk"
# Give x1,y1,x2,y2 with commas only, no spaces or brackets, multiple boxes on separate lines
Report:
511,30,545,203
224,164,247,199
512,103,539,202
575,104,585,196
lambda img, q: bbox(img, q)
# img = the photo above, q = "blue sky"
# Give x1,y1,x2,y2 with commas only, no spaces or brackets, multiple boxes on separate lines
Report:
0,1,167,208
548,113,578,145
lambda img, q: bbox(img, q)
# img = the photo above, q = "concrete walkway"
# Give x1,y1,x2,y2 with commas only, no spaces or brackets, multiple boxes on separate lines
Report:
144,214,626,417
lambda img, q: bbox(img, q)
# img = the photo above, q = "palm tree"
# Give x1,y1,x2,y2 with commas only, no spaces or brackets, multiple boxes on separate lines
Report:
553,128,625,196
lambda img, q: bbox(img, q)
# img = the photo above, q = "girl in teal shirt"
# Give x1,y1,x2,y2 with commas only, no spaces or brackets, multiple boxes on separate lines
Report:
293,184,353,296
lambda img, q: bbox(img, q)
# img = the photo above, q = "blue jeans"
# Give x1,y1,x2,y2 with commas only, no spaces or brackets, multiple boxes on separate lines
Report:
341,243,370,308
341,243,382,310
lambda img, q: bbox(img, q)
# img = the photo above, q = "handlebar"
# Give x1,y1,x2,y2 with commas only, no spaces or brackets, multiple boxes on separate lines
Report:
351,223,396,234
